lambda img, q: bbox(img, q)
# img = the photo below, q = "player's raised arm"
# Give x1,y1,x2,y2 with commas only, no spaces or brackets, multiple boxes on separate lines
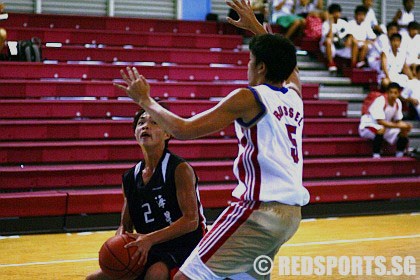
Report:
115,67,259,140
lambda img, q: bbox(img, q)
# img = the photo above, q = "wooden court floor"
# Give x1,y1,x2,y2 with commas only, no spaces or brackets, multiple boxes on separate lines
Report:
1,213,419,279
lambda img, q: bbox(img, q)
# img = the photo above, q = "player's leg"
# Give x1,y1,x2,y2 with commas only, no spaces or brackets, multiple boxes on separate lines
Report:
0,28,6,53
144,261,169,280
85,269,112,280
177,201,301,279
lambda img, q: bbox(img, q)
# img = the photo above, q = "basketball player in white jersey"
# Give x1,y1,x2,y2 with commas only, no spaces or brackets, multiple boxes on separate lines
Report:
115,0,310,278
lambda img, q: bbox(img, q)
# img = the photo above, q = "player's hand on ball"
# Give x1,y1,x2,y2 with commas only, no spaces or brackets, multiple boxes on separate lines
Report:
115,67,151,105
124,232,153,266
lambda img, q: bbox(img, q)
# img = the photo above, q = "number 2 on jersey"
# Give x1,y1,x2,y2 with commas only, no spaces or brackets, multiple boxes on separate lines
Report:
142,203,155,223
285,124,299,163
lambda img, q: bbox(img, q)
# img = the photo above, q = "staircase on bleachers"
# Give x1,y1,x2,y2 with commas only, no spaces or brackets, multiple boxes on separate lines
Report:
0,13,419,234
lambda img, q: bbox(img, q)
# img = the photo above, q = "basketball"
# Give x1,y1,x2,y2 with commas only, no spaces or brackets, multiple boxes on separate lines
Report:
99,234,144,279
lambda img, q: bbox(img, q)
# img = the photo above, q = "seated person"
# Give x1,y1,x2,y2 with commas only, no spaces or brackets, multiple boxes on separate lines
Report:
348,5,377,68
86,109,206,280
378,33,416,91
401,64,420,119
393,0,415,36
319,3,359,72
295,0,325,39
367,21,400,72
361,0,384,34
272,0,306,39
402,21,419,75
359,82,412,158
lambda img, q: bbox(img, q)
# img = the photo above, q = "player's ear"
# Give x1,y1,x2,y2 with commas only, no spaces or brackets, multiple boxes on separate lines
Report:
257,61,267,75
163,132,172,141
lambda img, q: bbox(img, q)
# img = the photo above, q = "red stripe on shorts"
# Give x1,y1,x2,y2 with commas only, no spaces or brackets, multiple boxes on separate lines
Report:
198,201,260,263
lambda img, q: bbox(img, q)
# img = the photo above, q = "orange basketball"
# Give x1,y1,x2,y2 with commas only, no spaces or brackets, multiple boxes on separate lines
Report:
99,234,144,279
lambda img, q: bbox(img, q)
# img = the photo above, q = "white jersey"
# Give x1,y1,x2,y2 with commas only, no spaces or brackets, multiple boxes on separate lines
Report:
359,95,403,129
232,84,310,206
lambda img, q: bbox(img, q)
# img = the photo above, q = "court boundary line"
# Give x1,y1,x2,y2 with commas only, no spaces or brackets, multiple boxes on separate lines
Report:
1,234,419,268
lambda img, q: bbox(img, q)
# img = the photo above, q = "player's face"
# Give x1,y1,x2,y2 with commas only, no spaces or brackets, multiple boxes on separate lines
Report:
387,88,400,104
247,52,259,86
355,12,366,24
387,26,399,37
390,38,401,51
134,112,170,148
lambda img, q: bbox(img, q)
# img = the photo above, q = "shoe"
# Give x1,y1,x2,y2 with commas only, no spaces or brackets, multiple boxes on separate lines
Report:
395,151,404,158
372,153,381,158
328,62,337,72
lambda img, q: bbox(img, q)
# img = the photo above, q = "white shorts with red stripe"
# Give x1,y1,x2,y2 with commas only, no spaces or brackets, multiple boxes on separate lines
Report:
179,201,302,279
359,125,401,145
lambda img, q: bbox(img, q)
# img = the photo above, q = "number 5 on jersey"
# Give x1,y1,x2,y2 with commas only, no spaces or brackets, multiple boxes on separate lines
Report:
286,124,299,163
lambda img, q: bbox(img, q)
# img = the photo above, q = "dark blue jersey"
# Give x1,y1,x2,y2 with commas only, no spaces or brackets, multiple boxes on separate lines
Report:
122,149,206,251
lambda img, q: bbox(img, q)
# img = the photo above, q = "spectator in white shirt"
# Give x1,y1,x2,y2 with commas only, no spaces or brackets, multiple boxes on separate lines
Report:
402,21,419,74
401,64,420,119
319,4,358,72
359,82,412,158
348,5,377,68
367,22,400,72
272,0,306,39
378,33,416,92
393,0,415,36
362,0,384,34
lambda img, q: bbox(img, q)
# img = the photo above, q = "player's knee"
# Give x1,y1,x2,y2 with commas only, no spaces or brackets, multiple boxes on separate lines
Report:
173,271,190,280
144,262,169,280
377,128,385,135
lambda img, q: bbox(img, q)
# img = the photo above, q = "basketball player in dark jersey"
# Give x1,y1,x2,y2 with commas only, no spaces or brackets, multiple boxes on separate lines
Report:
86,109,206,280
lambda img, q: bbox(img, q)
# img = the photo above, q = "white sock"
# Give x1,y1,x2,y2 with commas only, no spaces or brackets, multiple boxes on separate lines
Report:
373,153,381,158
396,151,404,157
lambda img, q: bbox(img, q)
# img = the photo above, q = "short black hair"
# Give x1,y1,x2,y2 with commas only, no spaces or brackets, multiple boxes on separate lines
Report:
328,4,342,14
386,21,399,31
249,34,296,83
407,21,419,30
387,82,402,91
390,33,402,41
355,5,368,15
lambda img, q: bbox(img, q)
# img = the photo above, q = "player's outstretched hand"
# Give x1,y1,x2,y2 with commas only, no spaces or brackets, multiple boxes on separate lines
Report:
114,67,151,105
226,0,266,35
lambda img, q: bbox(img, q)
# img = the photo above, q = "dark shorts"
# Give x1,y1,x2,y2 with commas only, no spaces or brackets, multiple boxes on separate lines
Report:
135,245,194,279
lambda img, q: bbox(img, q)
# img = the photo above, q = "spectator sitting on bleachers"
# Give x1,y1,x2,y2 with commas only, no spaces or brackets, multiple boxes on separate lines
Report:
0,3,7,55
361,0,384,35
348,5,377,68
393,0,415,37
319,3,359,73
295,0,326,40
401,64,420,119
378,33,416,91
402,21,419,75
359,82,412,158
367,21,400,72
271,0,306,39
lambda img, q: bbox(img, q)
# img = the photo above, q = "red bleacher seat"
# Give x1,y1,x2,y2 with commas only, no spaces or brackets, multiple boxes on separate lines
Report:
65,189,123,215
0,99,346,119
7,27,242,49
3,13,219,34
1,158,417,191
42,46,250,65
0,118,359,141
0,191,67,218
306,177,420,203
